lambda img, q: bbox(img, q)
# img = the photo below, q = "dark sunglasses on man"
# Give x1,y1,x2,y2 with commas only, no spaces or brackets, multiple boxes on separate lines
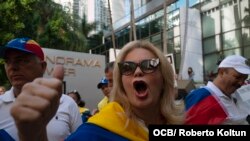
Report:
118,58,160,76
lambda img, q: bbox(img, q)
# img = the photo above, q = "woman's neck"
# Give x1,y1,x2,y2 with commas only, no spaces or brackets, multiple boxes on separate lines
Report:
133,108,165,126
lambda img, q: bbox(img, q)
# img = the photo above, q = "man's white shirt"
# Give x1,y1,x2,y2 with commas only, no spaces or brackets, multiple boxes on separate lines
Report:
0,87,82,141
206,82,248,124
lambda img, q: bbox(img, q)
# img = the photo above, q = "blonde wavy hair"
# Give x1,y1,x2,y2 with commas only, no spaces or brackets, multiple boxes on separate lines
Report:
109,40,184,125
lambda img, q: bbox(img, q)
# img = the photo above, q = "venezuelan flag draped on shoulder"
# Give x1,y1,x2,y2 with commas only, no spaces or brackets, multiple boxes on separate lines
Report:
185,86,228,124
65,102,147,141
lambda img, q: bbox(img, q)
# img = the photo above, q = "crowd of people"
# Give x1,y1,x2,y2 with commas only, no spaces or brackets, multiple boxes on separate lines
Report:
0,37,250,140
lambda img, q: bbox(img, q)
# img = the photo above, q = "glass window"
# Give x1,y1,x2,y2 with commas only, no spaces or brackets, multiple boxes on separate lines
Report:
167,28,174,39
220,0,234,3
136,22,141,39
221,4,240,32
167,39,174,54
243,27,250,46
145,15,153,23
172,10,180,26
151,33,161,42
201,0,216,7
152,40,162,51
141,23,150,38
168,2,177,13
124,27,130,44
154,9,164,19
150,34,162,51
240,0,250,27
175,53,181,73
174,36,181,53
173,26,180,37
175,0,182,10
222,30,242,49
204,53,220,77
150,18,162,35
118,30,126,48
143,37,150,42
189,0,199,7
140,19,149,38
202,10,221,38
105,38,112,49
203,35,221,54
243,46,250,58
223,48,241,56
167,10,180,29
117,36,123,48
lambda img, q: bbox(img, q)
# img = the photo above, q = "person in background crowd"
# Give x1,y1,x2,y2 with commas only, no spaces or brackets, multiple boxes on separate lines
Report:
94,62,114,113
187,67,194,81
96,77,110,112
105,61,114,88
0,86,6,95
0,37,82,141
10,40,185,141
67,90,91,122
185,55,250,124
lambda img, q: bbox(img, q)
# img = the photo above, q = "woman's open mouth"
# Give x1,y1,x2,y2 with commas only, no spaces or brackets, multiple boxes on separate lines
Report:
133,80,148,98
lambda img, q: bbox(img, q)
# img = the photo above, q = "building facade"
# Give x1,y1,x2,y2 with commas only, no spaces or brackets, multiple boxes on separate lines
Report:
54,0,84,19
90,0,250,83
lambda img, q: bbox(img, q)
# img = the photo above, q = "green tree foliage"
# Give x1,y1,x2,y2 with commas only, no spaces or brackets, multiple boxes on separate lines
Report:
87,31,104,51
81,15,97,37
0,0,101,87
0,0,88,52
80,15,104,51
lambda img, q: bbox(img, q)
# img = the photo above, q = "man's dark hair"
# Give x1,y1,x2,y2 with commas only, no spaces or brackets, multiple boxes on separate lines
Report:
67,90,85,107
78,100,85,107
105,61,114,73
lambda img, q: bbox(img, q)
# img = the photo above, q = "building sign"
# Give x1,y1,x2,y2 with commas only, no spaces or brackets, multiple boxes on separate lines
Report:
43,48,106,111
45,55,101,77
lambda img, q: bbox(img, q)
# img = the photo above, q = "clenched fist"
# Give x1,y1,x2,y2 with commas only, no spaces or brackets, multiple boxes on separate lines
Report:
10,65,64,141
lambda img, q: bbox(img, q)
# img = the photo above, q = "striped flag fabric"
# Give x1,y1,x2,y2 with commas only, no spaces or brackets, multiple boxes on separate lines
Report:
185,88,228,124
